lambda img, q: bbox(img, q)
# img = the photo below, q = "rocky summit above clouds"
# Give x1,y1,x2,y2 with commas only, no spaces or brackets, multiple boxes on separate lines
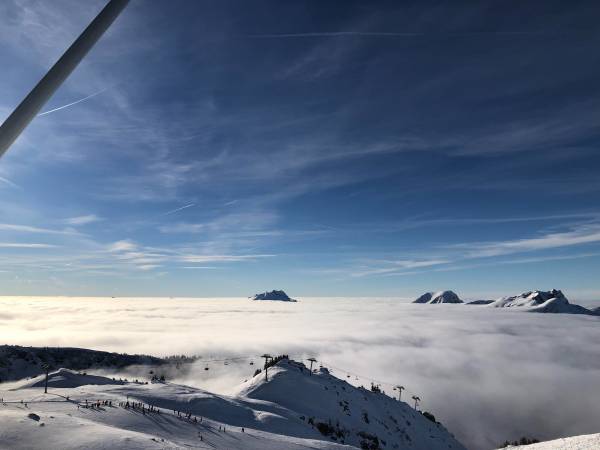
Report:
465,299,495,305
251,290,297,302
413,290,463,304
415,289,599,315
488,289,597,315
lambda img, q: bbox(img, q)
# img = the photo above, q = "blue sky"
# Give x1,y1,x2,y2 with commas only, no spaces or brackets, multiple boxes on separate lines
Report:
0,0,599,299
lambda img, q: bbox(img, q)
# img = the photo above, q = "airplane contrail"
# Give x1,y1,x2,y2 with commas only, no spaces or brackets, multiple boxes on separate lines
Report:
161,203,196,217
37,88,109,117
0,176,20,189
247,30,574,39
248,32,423,38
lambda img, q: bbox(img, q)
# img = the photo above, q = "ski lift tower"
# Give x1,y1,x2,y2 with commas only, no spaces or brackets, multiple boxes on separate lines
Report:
307,357,317,375
261,354,272,382
41,363,50,394
395,385,405,401
412,395,421,410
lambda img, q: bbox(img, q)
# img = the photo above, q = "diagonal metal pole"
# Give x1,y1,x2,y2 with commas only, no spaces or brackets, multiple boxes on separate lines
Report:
0,0,130,159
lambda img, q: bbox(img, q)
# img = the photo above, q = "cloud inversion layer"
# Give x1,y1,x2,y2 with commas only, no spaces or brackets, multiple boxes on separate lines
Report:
0,296,598,449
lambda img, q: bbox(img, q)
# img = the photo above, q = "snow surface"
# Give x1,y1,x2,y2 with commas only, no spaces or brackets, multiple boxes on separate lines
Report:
251,290,298,302
0,359,465,450
497,433,600,449
413,290,463,304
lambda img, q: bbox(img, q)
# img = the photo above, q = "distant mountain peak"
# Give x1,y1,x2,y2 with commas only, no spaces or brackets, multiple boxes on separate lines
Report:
251,290,297,302
414,290,463,304
490,289,596,315
519,289,566,304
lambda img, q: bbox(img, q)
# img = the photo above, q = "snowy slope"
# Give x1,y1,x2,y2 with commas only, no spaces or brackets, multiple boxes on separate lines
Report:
0,359,465,450
236,359,466,450
497,433,600,449
413,290,463,304
0,369,354,450
488,290,596,315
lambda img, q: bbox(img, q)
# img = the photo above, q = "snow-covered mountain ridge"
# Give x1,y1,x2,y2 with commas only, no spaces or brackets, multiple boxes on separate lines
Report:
413,289,598,315
0,358,465,450
413,290,463,304
487,289,597,315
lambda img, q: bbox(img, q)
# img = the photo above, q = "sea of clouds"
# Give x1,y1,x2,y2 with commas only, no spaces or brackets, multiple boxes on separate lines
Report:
1,296,599,449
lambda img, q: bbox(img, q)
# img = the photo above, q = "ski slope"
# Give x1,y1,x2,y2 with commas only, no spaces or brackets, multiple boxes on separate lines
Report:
0,360,466,450
498,433,600,449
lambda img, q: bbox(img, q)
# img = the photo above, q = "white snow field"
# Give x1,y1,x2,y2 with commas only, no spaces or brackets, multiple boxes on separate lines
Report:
498,433,600,450
0,360,465,450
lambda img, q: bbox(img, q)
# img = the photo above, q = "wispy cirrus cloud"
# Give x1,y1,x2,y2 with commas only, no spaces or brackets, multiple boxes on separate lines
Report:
0,223,78,235
350,259,450,277
178,254,275,263
107,240,137,253
0,176,20,189
105,238,275,272
345,221,600,278
454,223,600,258
64,214,103,226
0,242,57,248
